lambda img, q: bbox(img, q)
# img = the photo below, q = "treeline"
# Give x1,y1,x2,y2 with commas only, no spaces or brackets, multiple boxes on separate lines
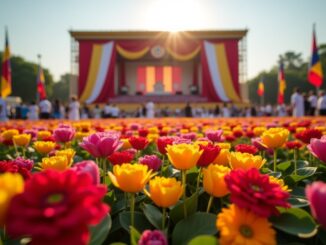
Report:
248,45,326,105
0,52,70,102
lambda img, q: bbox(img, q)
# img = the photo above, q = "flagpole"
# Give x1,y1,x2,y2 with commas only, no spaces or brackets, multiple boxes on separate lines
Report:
37,54,41,102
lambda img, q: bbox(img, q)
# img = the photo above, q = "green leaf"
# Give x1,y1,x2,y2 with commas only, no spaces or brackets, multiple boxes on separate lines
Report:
290,167,317,182
89,214,112,245
130,226,141,245
172,212,217,245
119,211,152,233
288,197,309,208
277,161,292,172
270,208,318,238
170,192,199,224
188,235,219,245
318,227,326,245
142,203,163,229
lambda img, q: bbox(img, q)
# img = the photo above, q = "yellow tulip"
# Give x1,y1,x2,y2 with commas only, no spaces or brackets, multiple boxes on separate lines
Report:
41,156,69,171
13,134,31,147
0,173,24,226
37,131,52,140
261,128,289,149
34,141,56,155
55,148,75,165
166,143,202,170
147,133,159,143
148,176,183,208
253,127,267,137
74,132,90,141
212,148,230,166
229,152,266,170
203,164,230,197
108,163,153,193
1,129,19,141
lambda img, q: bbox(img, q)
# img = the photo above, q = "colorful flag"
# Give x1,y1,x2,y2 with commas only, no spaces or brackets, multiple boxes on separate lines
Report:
278,62,286,104
308,26,323,88
1,28,11,98
37,66,47,100
257,80,264,97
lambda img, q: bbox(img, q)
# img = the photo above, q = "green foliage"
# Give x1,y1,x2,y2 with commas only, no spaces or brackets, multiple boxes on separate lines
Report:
89,214,112,245
188,235,219,245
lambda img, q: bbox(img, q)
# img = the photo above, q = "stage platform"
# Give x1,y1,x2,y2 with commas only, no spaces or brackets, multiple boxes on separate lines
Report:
109,95,208,104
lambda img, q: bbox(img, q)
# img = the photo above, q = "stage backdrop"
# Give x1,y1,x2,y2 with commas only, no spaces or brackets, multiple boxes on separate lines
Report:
77,36,241,103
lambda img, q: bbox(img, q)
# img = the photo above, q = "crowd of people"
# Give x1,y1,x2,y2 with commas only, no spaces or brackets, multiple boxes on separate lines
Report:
1,87,326,121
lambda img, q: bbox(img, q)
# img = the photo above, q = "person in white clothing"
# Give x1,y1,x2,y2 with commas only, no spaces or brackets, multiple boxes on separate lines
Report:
103,102,112,118
111,104,120,118
317,91,326,116
146,101,155,118
308,90,318,116
276,104,287,117
68,96,80,120
28,101,39,120
93,105,102,119
0,97,8,121
39,99,52,119
291,88,304,117
221,103,230,117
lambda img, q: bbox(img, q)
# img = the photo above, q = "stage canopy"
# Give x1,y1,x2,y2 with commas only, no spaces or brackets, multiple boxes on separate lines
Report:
70,30,247,103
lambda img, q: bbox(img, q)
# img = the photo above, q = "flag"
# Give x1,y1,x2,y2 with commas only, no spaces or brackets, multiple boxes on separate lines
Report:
308,26,323,88
257,80,264,97
37,66,47,100
1,28,11,97
278,62,286,104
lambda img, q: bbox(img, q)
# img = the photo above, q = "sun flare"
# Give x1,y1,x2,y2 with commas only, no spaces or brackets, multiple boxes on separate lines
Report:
143,0,208,32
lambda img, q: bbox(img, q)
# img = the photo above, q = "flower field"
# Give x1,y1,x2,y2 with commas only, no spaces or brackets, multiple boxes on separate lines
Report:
1,117,326,245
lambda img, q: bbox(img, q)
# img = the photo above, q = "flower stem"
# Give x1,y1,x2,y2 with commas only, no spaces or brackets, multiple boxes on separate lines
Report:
206,195,214,213
102,158,107,185
273,149,277,172
182,170,187,218
196,168,202,193
294,149,298,175
162,207,166,230
130,193,135,227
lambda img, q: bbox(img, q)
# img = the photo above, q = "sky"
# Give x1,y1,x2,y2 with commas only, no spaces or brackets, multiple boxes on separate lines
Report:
0,0,326,81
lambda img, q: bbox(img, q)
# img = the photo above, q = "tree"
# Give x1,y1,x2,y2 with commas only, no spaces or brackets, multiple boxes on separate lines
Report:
51,73,70,103
0,52,54,102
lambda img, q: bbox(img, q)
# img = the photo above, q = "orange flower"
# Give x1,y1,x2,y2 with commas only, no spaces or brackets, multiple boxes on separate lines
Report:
203,164,230,197
34,141,56,155
261,128,289,149
147,176,183,208
229,152,266,170
13,134,31,147
166,143,202,170
108,163,153,193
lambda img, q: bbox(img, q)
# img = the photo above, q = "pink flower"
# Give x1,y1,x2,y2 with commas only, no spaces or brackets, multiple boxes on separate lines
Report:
308,135,326,163
72,160,100,185
205,129,223,142
53,126,75,143
306,181,326,229
180,133,197,141
138,230,168,245
139,155,162,171
80,132,122,158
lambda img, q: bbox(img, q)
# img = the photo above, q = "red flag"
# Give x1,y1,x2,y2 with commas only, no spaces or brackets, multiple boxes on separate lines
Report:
278,62,286,104
308,26,323,88
1,28,11,97
37,66,47,100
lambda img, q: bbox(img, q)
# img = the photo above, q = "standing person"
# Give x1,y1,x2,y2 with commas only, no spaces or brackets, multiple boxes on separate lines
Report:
15,103,22,119
265,104,273,117
303,93,310,116
221,103,230,118
103,102,112,118
39,98,52,119
93,105,102,119
276,104,287,117
214,105,220,117
184,102,192,117
146,101,155,118
0,96,8,121
317,91,326,116
111,104,120,118
291,87,304,117
308,90,318,116
53,99,62,119
81,104,90,119
68,96,80,120
27,101,39,120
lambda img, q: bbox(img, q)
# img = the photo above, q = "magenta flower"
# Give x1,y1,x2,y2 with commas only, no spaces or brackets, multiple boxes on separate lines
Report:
80,132,122,158
205,129,223,142
138,230,167,245
308,135,326,163
72,160,100,185
306,181,326,229
139,155,162,171
53,126,75,143
13,157,33,170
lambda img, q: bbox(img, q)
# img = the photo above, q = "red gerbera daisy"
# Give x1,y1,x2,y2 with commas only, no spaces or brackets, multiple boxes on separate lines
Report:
6,170,109,245
225,168,290,217
295,128,322,144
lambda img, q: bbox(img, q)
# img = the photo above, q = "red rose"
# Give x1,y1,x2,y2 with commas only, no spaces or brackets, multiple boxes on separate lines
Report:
108,151,135,165
197,144,221,167
235,144,258,155
157,136,174,154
